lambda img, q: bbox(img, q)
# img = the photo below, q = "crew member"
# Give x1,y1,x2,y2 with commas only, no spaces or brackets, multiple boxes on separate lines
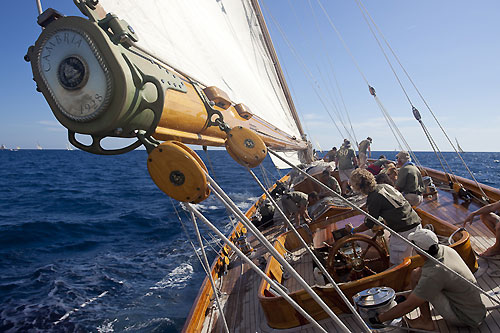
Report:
345,169,421,265
358,137,372,168
323,146,337,163
319,169,341,197
371,228,486,330
280,191,313,227
336,140,358,196
463,200,500,257
395,151,424,207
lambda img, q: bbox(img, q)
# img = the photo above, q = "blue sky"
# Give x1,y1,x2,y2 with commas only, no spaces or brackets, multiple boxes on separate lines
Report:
2,1,499,151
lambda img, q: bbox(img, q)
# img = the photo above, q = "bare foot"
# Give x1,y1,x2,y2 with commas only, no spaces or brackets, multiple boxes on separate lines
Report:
480,246,500,257
405,316,436,331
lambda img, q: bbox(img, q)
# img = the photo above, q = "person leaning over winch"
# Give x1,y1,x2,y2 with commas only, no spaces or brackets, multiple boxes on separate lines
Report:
279,191,317,227
345,169,421,265
370,228,486,330
395,150,424,207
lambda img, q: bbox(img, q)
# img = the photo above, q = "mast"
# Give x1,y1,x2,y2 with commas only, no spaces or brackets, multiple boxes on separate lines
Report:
250,0,305,138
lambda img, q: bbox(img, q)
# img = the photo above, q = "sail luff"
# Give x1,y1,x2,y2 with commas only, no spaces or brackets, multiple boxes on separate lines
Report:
250,0,305,138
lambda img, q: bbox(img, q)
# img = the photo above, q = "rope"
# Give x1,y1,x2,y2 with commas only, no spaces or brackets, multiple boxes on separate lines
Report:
248,168,371,332
170,198,212,276
184,203,331,333
206,174,352,332
189,211,230,333
268,149,500,308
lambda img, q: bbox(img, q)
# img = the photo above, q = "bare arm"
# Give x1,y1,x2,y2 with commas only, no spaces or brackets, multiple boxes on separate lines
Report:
345,223,370,234
464,201,500,227
378,293,425,322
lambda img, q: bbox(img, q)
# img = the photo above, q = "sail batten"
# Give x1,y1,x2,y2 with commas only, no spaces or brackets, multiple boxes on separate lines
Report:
98,0,303,142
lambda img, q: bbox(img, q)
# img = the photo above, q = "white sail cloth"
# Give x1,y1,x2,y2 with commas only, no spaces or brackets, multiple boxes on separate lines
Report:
99,0,302,142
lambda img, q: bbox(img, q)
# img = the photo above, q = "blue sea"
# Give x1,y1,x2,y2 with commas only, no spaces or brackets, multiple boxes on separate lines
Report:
1,150,499,332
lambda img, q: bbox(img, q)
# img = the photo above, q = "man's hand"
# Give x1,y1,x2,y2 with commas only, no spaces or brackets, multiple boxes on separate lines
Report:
463,212,476,228
368,314,384,328
345,223,354,234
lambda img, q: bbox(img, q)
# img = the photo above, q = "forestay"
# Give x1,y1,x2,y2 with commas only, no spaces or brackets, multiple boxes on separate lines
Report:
99,0,303,147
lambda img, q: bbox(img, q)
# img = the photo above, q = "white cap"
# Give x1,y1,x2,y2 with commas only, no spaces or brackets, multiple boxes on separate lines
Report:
408,228,438,251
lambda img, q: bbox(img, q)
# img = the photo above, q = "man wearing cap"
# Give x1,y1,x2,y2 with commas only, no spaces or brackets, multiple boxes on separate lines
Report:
371,228,486,330
336,140,358,196
345,169,421,265
395,151,424,206
358,137,372,168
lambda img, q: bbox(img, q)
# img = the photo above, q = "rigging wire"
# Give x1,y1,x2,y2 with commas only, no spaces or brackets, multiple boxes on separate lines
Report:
285,0,358,145
188,211,230,333
307,0,359,146
314,0,420,158
355,0,490,201
353,0,454,178
261,0,348,141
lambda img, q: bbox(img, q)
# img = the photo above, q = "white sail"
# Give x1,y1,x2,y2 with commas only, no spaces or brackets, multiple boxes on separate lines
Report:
99,0,302,143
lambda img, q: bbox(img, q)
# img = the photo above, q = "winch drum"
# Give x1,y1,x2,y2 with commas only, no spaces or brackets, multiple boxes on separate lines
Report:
353,287,402,331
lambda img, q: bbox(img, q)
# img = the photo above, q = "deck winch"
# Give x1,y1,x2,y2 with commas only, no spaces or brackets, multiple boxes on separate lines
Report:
225,126,267,168
353,287,402,331
147,141,210,203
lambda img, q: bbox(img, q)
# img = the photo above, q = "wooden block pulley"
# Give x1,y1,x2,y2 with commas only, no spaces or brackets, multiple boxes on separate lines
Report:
225,126,267,168
147,141,210,203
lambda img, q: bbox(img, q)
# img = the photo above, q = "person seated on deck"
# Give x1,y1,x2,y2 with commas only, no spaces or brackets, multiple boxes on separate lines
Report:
395,151,424,207
358,137,372,168
463,200,500,257
323,146,337,163
345,169,421,265
366,155,390,176
336,140,358,196
279,191,316,227
319,169,341,197
370,228,486,330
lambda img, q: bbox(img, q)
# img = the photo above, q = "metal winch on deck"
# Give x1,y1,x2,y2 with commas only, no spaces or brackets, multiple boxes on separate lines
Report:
353,287,402,331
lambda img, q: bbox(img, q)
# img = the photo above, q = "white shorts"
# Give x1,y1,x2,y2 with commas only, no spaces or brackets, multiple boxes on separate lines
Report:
404,193,423,207
339,168,354,182
389,224,421,265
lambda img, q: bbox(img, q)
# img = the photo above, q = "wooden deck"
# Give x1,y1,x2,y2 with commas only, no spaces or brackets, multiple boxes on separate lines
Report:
201,186,500,332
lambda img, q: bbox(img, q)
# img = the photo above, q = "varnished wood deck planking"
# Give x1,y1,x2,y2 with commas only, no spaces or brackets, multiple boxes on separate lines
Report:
206,186,500,332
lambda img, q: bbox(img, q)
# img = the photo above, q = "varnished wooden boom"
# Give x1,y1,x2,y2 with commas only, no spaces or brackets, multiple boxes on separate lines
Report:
153,78,307,150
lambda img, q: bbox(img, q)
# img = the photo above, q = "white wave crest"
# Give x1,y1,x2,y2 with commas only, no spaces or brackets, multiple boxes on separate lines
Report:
150,262,193,290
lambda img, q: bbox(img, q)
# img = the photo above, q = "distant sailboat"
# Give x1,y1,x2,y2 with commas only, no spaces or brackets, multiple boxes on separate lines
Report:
36,142,43,150
0,144,6,150
456,137,465,154
66,143,73,151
